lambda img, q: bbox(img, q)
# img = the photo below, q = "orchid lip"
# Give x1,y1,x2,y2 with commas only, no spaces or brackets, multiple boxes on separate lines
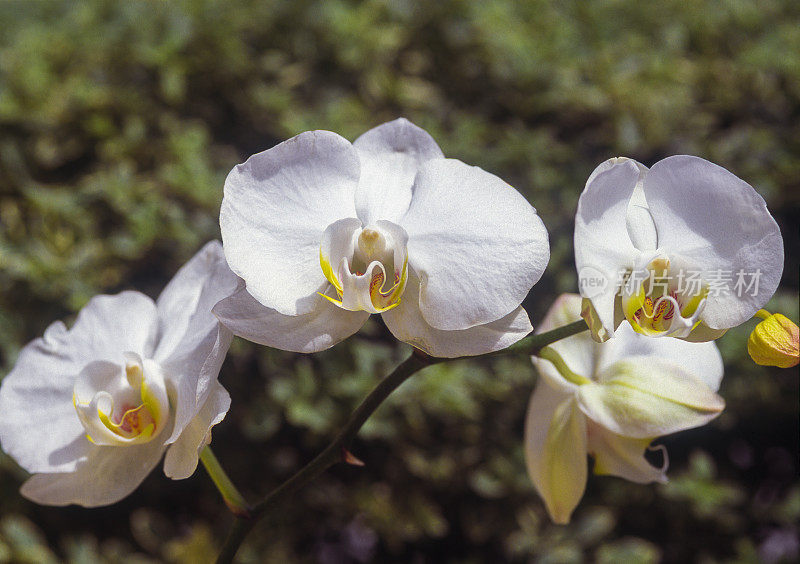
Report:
621,257,708,338
319,219,409,314
73,354,170,447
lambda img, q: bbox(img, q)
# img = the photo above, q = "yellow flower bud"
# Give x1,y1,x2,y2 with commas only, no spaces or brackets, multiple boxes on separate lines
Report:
748,312,799,368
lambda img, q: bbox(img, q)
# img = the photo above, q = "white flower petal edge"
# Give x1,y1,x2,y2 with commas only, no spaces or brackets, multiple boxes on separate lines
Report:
219,119,548,356
575,155,784,341
212,282,369,354
403,158,549,331
0,241,237,507
588,423,667,484
20,434,167,507
163,381,230,480
155,241,239,444
524,294,724,523
381,275,532,358
534,294,601,383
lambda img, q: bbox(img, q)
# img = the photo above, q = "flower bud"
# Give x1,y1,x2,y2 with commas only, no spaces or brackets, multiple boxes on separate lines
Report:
748,312,799,368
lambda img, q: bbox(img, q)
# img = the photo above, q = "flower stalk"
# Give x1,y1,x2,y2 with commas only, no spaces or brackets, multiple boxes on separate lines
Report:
537,346,591,385
200,446,252,518
215,318,588,563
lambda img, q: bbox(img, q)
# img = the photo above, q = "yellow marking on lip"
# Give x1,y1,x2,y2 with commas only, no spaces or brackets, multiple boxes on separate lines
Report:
318,292,345,307
679,288,707,318
319,242,408,314
140,378,162,424
319,249,342,294
97,403,156,439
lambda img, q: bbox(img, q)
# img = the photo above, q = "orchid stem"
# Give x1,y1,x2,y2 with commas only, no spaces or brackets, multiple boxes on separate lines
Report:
200,446,252,518
215,318,588,563
538,346,592,386
494,319,589,357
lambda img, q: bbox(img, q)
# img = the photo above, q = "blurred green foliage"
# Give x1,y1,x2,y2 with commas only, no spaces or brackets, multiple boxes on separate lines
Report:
0,0,798,562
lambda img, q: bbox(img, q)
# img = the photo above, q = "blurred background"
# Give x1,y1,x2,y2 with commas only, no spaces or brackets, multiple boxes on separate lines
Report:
0,0,798,562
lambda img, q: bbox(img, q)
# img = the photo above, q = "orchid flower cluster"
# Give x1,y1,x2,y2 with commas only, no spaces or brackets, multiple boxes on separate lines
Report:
0,119,791,539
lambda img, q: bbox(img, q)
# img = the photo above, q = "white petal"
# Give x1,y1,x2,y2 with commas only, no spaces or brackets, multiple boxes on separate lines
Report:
0,292,159,474
20,437,166,507
588,422,667,484
381,275,532,357
220,130,360,316
0,348,91,473
353,118,444,225
401,158,549,330
626,191,658,252
163,381,230,480
320,217,362,293
598,321,724,391
577,357,725,438
70,292,160,363
0,333,89,474
162,325,232,446
644,155,784,329
213,283,369,353
154,241,238,366
532,294,599,383
154,241,238,444
524,380,587,525
575,158,644,337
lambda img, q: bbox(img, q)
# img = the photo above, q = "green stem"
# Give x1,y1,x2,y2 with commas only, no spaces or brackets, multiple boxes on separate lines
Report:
490,319,589,357
216,352,428,563
216,318,588,563
200,446,252,518
538,346,591,385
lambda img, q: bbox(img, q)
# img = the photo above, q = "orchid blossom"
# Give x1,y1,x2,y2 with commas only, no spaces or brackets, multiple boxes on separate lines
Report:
575,156,783,342
524,294,725,524
0,242,238,507
214,118,549,357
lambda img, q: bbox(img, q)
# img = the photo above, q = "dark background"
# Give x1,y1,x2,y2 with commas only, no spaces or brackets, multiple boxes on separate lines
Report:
0,1,797,562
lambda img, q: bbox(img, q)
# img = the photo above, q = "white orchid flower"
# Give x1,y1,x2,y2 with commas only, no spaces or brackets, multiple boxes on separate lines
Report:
575,155,784,342
0,242,239,507
214,118,549,357
524,294,725,524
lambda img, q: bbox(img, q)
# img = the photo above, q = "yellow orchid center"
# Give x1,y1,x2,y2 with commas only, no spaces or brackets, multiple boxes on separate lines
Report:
357,228,385,258
319,220,409,314
622,258,708,337
73,354,170,446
